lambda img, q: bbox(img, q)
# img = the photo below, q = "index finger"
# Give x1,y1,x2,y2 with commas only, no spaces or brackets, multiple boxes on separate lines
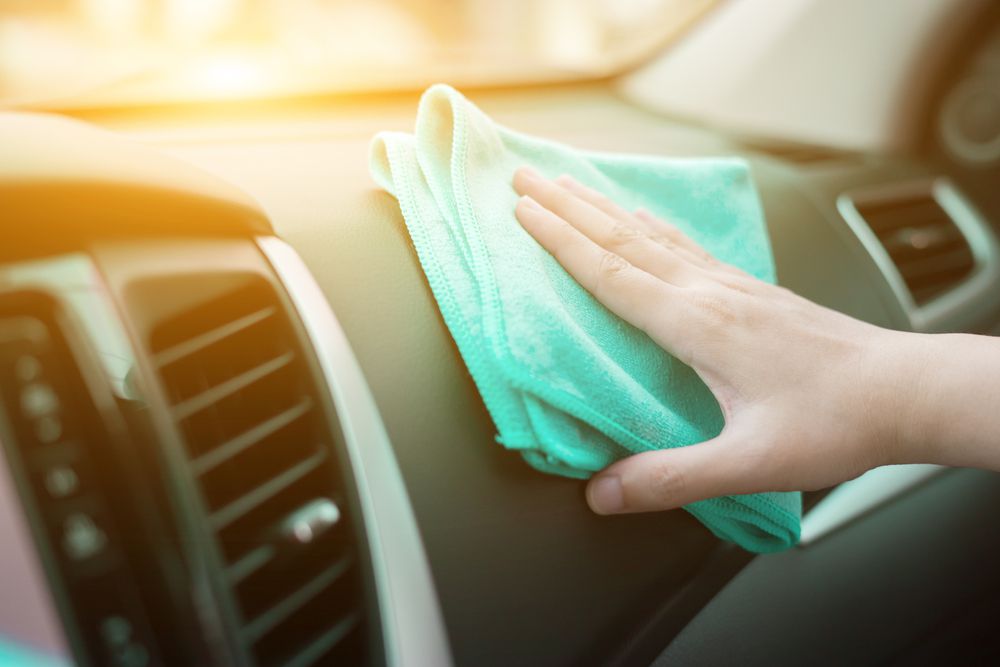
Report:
516,195,698,362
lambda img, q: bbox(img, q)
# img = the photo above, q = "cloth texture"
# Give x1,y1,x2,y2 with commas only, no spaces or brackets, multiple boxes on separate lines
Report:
369,84,801,552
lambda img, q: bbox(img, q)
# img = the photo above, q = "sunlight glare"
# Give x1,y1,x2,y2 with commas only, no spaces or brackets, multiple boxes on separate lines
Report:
190,53,270,98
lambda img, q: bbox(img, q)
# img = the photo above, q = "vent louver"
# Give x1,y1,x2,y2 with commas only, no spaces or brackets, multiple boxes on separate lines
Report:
852,191,976,305
150,279,369,667
744,141,851,165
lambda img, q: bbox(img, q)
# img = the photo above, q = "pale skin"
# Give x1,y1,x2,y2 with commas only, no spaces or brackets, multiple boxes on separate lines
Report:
512,166,1000,516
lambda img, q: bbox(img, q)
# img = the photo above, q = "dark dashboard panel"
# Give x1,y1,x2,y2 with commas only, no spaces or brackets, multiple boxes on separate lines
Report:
128,84,963,665
657,467,1000,666
1,18,997,660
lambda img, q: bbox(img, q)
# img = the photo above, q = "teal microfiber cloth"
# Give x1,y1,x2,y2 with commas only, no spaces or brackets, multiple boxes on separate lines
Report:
369,84,801,553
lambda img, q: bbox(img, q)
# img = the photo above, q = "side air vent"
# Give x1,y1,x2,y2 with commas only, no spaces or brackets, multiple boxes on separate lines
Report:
149,279,369,667
743,140,854,165
841,182,979,306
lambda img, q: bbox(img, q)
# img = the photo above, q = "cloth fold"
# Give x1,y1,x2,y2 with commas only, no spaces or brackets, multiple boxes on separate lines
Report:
370,84,801,552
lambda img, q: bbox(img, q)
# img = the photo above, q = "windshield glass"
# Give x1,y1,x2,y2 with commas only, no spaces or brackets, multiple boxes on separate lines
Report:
0,0,715,110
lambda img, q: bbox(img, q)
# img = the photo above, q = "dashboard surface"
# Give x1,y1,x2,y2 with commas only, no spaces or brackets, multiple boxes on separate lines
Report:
3,25,999,659
83,82,971,665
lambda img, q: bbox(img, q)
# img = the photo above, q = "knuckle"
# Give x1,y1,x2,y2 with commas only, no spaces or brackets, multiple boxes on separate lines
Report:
694,247,716,262
690,289,738,326
716,274,758,296
606,222,644,248
597,250,632,280
649,232,680,250
640,461,687,509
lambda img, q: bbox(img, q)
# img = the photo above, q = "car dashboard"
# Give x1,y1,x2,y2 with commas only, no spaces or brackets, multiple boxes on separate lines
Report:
2,15,1000,667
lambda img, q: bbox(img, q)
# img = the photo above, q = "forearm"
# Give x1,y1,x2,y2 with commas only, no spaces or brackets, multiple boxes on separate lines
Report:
895,332,1000,471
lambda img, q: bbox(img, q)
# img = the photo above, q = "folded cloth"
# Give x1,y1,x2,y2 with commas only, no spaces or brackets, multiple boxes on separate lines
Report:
370,84,801,553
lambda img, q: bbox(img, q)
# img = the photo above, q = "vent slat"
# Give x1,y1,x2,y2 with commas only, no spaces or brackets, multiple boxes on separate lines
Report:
192,398,313,476
173,351,295,421
228,544,276,584
210,449,327,531
150,279,369,666
896,247,976,284
242,555,354,643
857,199,944,232
154,306,276,368
282,612,361,667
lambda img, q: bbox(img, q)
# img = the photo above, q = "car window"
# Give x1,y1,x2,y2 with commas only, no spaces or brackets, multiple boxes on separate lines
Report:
0,0,716,109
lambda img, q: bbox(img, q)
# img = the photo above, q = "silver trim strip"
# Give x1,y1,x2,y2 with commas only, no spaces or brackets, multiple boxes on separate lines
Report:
800,464,946,546
837,178,1000,332
257,237,452,667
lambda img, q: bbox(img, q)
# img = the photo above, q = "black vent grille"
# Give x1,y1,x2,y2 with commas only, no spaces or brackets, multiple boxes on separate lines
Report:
150,280,368,667
854,193,975,305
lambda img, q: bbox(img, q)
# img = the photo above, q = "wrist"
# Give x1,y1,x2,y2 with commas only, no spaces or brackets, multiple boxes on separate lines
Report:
860,329,942,467
878,331,1000,468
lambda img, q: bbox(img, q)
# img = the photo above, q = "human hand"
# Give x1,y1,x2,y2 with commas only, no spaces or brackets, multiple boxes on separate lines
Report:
512,166,927,515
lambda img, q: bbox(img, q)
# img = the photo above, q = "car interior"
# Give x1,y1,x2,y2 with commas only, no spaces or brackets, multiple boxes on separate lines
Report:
1,0,999,665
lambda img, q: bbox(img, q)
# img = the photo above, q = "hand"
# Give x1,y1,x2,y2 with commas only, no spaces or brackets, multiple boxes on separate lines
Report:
512,167,930,515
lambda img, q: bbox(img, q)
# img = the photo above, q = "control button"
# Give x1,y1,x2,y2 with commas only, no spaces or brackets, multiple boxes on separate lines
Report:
14,353,43,382
100,615,150,667
43,464,80,499
61,511,108,562
34,413,63,444
101,615,132,646
20,382,60,419
113,642,150,667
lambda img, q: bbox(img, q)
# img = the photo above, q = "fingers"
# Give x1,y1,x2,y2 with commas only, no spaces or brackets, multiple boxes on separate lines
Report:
633,208,712,261
553,174,635,227
548,171,711,264
585,433,757,514
514,168,701,286
634,207,748,278
515,195,694,347
556,174,723,273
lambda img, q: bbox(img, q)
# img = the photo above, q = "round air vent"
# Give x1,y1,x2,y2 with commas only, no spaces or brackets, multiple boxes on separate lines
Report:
939,76,1000,167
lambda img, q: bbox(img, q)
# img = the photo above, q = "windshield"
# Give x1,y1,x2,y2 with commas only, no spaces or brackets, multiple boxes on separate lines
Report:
0,0,715,110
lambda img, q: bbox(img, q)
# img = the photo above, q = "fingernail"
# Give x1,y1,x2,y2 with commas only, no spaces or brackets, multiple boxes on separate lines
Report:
517,165,542,182
587,475,624,514
519,194,542,211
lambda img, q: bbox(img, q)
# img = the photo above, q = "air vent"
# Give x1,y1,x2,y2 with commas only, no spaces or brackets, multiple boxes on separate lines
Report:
850,188,976,305
149,279,369,667
743,140,853,165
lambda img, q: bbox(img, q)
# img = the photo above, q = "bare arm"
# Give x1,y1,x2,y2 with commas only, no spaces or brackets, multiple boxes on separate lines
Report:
511,166,1000,515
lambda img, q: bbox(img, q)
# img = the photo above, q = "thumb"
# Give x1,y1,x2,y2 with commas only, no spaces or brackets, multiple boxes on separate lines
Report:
585,434,750,514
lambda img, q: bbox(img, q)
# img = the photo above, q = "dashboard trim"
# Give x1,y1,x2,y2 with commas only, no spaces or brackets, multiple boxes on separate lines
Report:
837,177,1000,332
799,464,947,545
257,237,452,667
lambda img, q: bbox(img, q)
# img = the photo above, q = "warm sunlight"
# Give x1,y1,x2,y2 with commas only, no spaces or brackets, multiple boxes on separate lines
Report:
0,0,713,109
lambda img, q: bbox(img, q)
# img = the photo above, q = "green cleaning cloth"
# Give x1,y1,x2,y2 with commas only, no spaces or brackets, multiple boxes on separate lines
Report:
370,84,801,553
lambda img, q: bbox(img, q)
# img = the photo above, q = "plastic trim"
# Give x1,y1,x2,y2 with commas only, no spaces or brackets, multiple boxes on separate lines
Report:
837,177,1000,332
939,77,1000,166
257,237,452,667
800,464,946,545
